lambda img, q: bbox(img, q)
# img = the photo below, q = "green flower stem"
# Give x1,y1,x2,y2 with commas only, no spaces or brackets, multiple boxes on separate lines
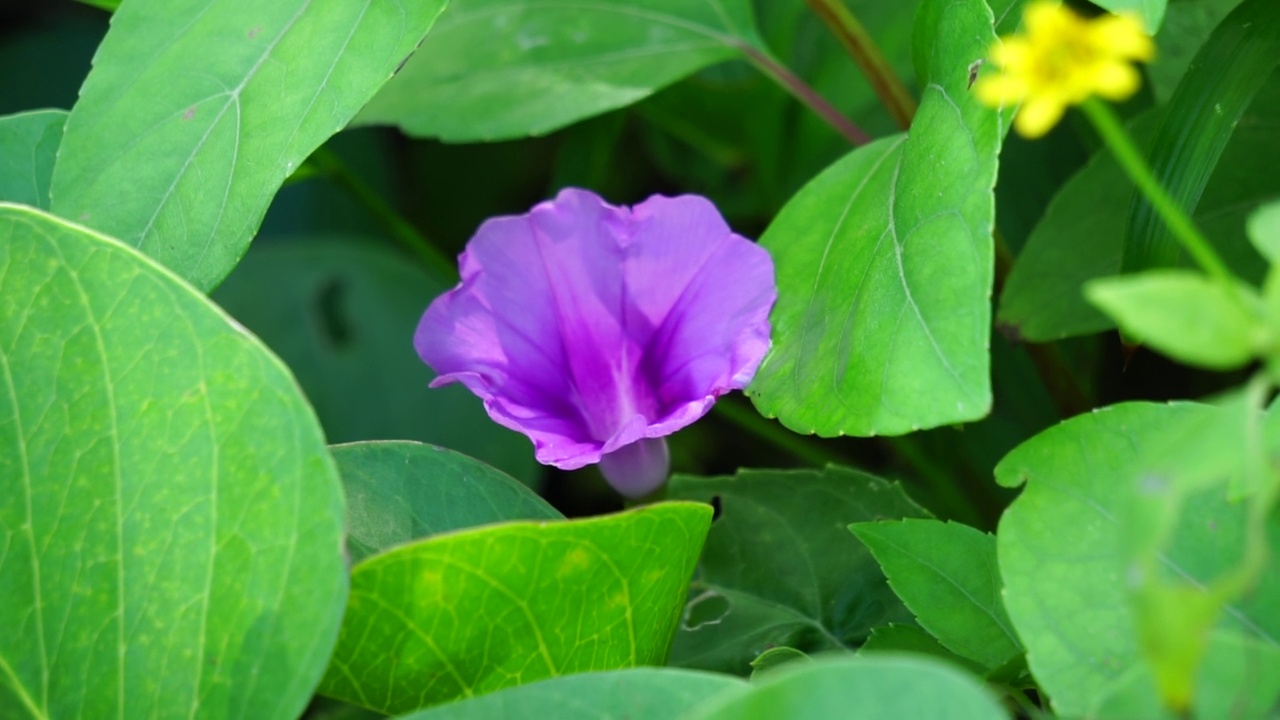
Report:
308,147,458,281
736,42,872,146
1079,98,1235,284
803,0,917,130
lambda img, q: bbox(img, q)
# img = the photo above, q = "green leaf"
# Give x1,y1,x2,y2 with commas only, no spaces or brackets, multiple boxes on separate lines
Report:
48,0,448,291
997,76,1280,341
682,655,1006,720
332,440,561,564
319,502,713,715
1091,0,1167,32
1247,199,1280,262
74,0,120,10
748,647,813,679
1085,270,1267,369
1149,0,1246,102
665,467,929,674
995,402,1280,716
0,203,346,718
747,0,1007,436
355,0,765,142
391,668,746,720
1092,630,1280,718
850,519,1022,671
859,624,984,674
210,238,539,483
1123,0,1280,274
0,110,65,209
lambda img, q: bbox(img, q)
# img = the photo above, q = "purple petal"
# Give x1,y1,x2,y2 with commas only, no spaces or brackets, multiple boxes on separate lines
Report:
415,188,776,475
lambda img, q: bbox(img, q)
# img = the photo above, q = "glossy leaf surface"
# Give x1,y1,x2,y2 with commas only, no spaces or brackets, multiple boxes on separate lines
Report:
357,0,764,142
748,0,1007,436
0,110,64,208
332,440,561,564
320,502,712,715
49,0,448,290
0,203,347,719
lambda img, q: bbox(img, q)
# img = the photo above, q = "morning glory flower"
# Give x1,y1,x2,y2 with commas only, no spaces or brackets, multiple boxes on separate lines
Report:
416,188,776,497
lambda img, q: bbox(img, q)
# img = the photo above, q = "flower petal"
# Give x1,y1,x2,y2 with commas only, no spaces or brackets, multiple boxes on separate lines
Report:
1015,94,1066,138
416,188,776,473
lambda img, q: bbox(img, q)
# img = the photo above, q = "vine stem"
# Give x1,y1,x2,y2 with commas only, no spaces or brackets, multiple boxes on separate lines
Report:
1079,98,1234,284
735,42,872,146
803,0,917,130
308,147,459,281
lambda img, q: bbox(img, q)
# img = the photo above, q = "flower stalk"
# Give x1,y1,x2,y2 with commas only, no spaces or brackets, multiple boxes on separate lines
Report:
1079,98,1234,285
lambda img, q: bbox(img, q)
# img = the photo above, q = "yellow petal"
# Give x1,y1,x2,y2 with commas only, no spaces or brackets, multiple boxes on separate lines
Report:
1092,13,1155,61
976,74,1030,106
1024,1,1077,40
1092,62,1141,100
990,38,1030,68
1015,95,1067,138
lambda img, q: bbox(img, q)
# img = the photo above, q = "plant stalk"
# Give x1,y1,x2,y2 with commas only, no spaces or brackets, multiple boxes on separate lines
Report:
1079,98,1234,284
803,0,917,129
736,42,872,146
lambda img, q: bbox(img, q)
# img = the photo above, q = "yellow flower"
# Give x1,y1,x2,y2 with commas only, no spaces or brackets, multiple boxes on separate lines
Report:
976,1,1154,138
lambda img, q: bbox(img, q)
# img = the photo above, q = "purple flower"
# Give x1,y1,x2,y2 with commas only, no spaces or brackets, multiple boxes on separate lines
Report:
415,188,776,497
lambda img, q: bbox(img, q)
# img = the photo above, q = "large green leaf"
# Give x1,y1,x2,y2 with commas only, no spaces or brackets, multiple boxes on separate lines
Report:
392,668,745,720
682,655,1006,720
0,110,65,210
355,0,765,142
747,0,1007,436
996,402,1280,716
331,440,561,564
48,0,448,291
997,75,1280,341
1122,0,1280,275
0,203,347,719
665,467,929,674
210,238,539,483
319,502,712,715
850,519,1021,671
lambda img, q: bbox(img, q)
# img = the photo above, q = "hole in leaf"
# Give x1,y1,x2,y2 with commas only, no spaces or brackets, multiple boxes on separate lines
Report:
682,589,731,631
